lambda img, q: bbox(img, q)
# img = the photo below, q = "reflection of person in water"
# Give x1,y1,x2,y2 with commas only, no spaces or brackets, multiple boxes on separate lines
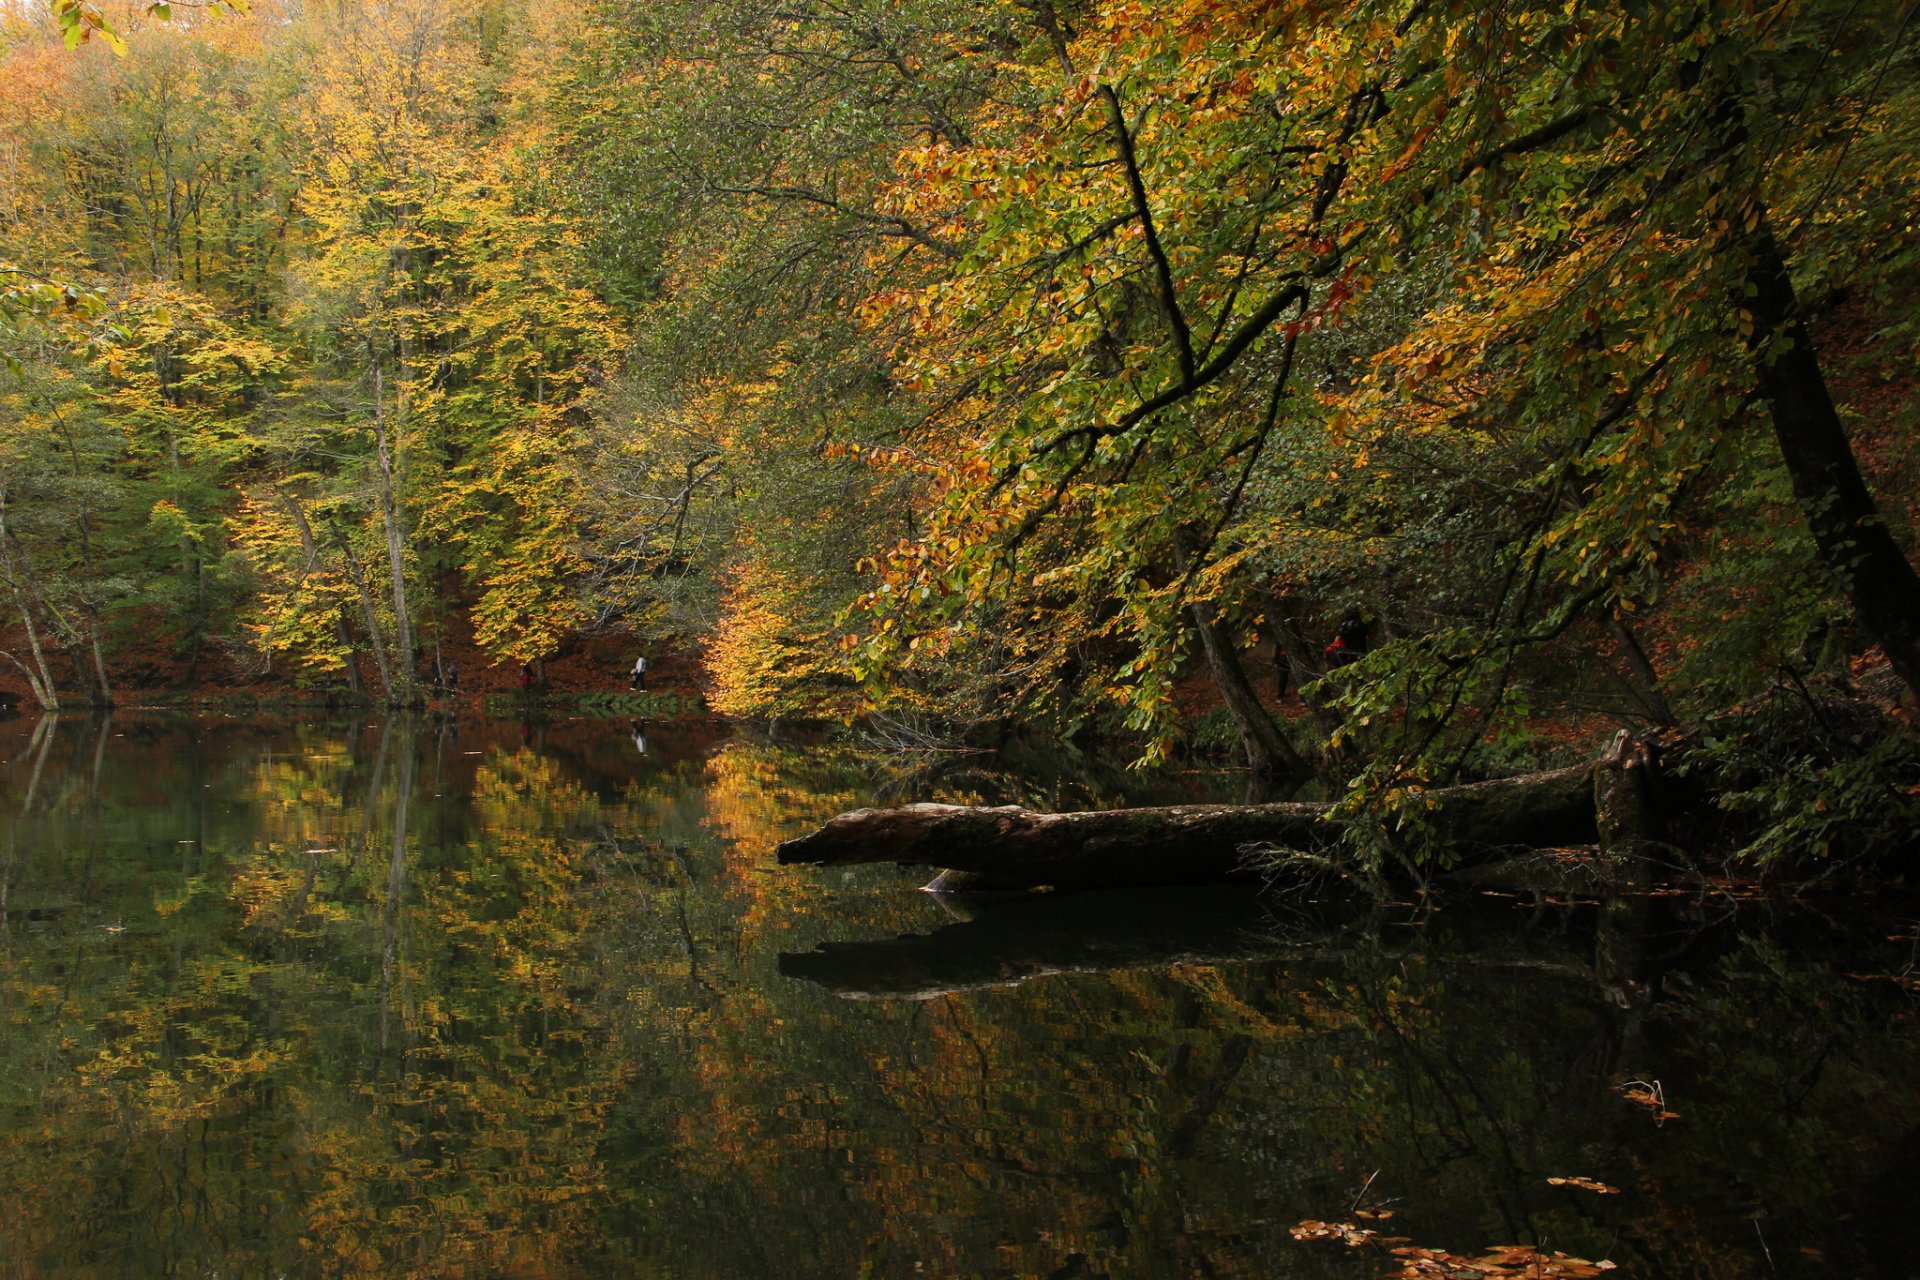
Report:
630,719,648,755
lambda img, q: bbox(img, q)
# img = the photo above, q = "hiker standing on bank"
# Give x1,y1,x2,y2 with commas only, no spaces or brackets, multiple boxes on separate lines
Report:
1325,609,1370,669
630,654,648,691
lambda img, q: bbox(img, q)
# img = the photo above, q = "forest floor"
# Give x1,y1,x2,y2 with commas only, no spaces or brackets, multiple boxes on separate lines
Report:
0,606,704,712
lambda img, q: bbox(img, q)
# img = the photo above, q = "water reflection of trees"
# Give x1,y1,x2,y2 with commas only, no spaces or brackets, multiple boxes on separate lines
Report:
0,716,1912,1277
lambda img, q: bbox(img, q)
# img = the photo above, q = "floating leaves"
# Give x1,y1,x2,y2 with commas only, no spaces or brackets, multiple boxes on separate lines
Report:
1292,1220,1620,1277
1617,1078,1681,1124
1292,1219,1387,1248
1384,1244,1619,1277
1546,1176,1622,1194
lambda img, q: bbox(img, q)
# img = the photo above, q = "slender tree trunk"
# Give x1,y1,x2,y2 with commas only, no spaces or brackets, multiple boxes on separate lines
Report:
334,523,394,703
1190,603,1311,778
1605,615,1674,725
372,366,418,706
337,612,365,701
51,623,103,707
1,649,54,712
1174,537,1309,778
86,611,112,707
278,493,365,701
1263,591,1344,737
1747,221,1920,699
0,490,58,711
14,603,57,712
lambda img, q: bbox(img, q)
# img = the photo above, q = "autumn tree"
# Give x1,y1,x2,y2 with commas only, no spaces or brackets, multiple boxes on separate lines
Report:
830,0,1920,798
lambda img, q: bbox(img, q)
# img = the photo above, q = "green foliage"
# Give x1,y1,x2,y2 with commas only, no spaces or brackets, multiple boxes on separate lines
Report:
3,0,1919,877
1681,694,1920,866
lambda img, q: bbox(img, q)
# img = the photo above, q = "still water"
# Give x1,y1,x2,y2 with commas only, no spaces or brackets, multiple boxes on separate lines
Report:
0,713,1915,1279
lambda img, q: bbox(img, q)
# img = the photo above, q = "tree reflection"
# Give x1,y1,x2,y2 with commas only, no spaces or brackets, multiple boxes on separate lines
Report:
0,717,1910,1278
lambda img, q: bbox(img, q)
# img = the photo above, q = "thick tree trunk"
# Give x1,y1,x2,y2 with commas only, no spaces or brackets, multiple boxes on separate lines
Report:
1593,730,1658,875
1748,222,1920,700
777,762,1598,889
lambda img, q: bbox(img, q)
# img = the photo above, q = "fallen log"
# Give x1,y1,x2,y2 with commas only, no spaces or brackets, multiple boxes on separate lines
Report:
775,762,1600,890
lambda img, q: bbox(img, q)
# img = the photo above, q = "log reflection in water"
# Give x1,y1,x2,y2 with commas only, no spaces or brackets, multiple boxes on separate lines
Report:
778,886,1340,1000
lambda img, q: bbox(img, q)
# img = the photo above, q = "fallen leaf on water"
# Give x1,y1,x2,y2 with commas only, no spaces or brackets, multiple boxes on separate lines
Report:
1290,1219,1379,1248
1547,1175,1622,1194
1388,1243,1618,1277
1617,1078,1680,1123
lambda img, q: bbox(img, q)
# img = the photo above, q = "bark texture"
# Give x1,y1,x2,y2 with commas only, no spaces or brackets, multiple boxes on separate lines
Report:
777,763,1598,889
1748,222,1920,700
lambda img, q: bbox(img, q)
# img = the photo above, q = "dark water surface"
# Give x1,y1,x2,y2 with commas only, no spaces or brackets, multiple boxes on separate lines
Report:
0,714,1915,1279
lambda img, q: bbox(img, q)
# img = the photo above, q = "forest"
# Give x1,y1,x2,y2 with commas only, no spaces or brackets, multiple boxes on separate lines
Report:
3,0,1919,871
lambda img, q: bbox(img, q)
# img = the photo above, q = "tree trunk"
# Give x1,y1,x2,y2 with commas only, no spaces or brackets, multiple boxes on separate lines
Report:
337,612,365,701
372,365,418,707
0,491,58,711
1175,537,1309,778
1264,591,1344,736
334,523,394,703
777,762,1598,889
0,648,54,712
278,493,365,702
1190,602,1312,778
1605,614,1673,725
51,622,103,707
1747,221,1920,700
86,612,112,708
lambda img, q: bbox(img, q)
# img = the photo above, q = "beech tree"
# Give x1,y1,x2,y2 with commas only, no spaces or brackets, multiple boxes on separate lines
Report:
834,0,1920,785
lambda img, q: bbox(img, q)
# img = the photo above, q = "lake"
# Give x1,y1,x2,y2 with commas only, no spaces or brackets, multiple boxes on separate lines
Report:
0,713,1915,1278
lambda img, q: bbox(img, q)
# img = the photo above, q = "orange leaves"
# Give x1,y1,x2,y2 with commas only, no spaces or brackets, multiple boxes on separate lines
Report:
1292,1219,1383,1247
1292,1218,1621,1278
820,439,950,481
1546,1176,1622,1194
1616,1078,1680,1124
1385,1244,1618,1277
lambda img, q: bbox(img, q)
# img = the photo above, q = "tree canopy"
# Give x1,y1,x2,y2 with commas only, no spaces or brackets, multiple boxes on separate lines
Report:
2,0,1917,846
